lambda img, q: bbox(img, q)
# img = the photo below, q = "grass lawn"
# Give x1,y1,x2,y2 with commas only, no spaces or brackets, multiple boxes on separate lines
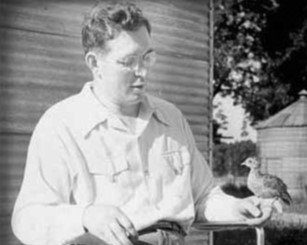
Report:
214,226,307,245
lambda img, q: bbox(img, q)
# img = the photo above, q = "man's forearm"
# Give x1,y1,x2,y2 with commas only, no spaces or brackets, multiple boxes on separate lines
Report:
12,203,86,245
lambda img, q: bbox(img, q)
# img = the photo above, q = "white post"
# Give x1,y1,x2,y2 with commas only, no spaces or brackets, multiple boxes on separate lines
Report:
256,227,265,245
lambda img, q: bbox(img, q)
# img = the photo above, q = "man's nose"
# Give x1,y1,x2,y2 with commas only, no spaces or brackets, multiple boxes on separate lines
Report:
134,62,148,77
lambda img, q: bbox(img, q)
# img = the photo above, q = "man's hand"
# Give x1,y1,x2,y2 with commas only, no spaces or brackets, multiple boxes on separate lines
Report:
232,196,273,226
83,204,138,245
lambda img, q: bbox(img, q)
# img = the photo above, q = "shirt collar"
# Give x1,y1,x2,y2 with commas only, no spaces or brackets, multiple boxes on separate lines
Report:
79,82,108,137
79,82,169,137
145,95,170,126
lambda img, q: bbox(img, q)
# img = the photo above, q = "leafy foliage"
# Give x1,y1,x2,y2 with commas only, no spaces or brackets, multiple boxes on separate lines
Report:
213,140,256,176
214,0,307,124
212,102,228,144
221,182,253,198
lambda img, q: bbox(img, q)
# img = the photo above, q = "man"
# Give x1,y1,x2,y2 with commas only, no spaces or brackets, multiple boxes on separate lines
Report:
12,2,272,245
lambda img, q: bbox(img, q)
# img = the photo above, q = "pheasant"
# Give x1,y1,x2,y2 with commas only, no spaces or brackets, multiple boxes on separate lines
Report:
241,157,292,212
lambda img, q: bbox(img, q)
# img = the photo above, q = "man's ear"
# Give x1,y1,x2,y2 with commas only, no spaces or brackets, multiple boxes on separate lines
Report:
85,51,99,73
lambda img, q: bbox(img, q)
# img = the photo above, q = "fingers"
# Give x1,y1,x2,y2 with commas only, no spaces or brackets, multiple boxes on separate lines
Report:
103,228,122,245
246,206,273,226
235,197,273,226
116,211,138,239
83,204,137,245
247,196,261,206
245,198,273,226
240,198,261,218
110,221,134,245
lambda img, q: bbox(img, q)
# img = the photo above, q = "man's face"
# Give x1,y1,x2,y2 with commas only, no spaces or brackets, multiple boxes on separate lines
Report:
94,26,154,106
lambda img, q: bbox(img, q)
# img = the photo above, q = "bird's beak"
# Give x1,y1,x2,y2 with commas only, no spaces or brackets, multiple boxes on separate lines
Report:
241,162,246,166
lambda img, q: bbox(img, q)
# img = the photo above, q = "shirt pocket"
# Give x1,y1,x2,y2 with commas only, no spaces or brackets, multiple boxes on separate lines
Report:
87,154,129,183
87,155,133,205
161,149,191,175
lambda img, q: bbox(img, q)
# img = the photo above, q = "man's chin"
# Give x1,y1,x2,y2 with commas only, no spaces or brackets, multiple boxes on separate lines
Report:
123,94,142,104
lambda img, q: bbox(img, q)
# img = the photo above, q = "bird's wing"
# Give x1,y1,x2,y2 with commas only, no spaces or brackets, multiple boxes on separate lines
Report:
261,173,288,192
260,173,292,205
258,183,281,199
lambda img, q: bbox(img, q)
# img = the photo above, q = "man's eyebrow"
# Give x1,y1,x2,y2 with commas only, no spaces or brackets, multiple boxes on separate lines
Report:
122,48,155,59
143,48,155,56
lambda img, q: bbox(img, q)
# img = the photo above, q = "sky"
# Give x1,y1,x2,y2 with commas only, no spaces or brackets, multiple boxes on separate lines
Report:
213,94,257,143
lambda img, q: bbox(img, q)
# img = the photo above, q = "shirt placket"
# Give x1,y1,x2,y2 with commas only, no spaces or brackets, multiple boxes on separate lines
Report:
136,137,152,205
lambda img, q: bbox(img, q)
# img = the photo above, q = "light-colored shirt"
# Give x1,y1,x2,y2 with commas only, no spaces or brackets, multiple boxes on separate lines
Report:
12,82,238,245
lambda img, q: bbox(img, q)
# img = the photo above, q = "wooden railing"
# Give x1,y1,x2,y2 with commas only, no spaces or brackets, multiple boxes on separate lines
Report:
193,221,265,245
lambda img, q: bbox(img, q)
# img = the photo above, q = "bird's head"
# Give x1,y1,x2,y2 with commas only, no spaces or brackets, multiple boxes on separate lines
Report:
241,157,261,169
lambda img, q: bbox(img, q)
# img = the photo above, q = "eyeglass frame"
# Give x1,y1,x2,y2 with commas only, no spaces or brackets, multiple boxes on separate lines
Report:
103,49,156,72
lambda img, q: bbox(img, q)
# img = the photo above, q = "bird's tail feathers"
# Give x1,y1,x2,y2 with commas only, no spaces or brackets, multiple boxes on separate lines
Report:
281,191,292,205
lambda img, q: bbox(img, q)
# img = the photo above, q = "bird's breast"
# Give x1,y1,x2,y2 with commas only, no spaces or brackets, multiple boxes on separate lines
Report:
247,173,264,196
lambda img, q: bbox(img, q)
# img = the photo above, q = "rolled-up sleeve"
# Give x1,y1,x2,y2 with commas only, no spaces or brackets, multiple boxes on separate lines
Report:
181,116,240,222
11,113,85,245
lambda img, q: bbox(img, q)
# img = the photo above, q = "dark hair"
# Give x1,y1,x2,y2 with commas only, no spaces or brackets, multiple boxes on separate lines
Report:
81,1,151,54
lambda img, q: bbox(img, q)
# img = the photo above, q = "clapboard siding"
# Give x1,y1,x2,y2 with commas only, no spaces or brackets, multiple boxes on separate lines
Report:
0,0,210,60
0,1,212,244
0,134,28,245
257,92,307,200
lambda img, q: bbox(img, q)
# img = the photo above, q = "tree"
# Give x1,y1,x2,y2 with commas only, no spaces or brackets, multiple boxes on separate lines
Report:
214,0,307,124
212,101,228,144
213,140,256,177
262,0,307,96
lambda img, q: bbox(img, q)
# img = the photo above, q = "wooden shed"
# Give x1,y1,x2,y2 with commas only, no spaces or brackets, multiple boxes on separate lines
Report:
0,0,213,244
256,90,307,200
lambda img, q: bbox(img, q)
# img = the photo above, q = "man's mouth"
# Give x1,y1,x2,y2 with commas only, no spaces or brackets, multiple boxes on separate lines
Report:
131,79,146,89
132,84,145,89
130,76,146,90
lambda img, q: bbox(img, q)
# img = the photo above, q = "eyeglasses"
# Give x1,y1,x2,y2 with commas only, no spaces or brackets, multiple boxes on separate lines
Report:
113,51,156,72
